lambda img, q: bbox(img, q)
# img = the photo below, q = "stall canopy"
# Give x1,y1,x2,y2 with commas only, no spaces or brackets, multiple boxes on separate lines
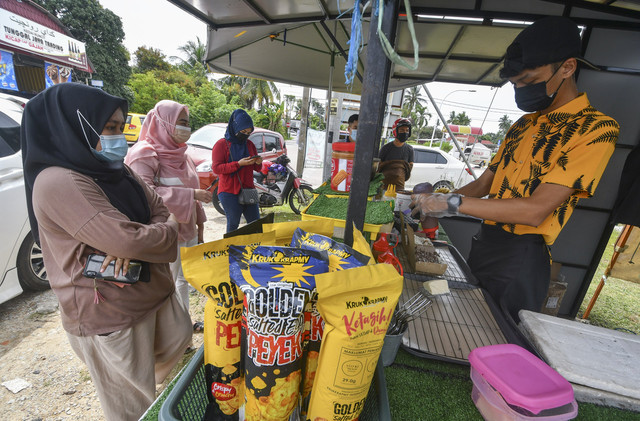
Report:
168,0,640,319
168,0,640,94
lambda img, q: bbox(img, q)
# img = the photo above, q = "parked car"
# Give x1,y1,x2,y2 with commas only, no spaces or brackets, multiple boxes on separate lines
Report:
0,94,49,305
124,112,146,143
185,123,287,190
405,145,475,192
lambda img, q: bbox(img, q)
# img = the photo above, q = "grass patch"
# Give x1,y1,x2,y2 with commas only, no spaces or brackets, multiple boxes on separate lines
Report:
386,349,640,420
260,203,302,223
578,226,640,334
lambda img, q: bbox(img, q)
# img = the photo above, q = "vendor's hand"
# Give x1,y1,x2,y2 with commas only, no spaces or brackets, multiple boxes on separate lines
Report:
194,189,212,203
254,156,263,165
238,157,255,167
410,193,459,218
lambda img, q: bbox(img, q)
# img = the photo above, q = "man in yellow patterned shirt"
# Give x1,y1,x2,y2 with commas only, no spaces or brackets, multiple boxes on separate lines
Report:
411,17,619,322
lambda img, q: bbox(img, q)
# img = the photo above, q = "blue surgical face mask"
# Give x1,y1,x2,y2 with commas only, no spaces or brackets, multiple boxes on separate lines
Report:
95,134,129,162
350,129,357,141
77,109,128,162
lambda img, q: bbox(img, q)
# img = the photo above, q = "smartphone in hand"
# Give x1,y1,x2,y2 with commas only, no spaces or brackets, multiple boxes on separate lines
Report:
83,254,143,284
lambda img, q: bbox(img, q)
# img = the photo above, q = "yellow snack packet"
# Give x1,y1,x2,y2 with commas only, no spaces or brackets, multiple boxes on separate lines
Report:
307,264,403,421
180,231,276,297
263,220,335,245
350,223,374,264
180,232,275,420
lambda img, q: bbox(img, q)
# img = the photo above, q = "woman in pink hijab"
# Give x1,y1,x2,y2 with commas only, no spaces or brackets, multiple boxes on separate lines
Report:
126,100,212,330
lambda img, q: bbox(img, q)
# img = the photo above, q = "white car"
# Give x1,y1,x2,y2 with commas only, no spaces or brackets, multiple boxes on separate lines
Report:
0,93,49,305
405,145,475,192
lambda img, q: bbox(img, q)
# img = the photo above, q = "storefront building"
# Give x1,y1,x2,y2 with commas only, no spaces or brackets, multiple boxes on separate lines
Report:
0,0,92,97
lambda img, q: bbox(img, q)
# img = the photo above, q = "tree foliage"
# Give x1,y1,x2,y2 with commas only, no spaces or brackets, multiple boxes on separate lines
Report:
34,0,132,100
447,111,471,125
498,114,513,138
127,71,240,130
133,46,172,73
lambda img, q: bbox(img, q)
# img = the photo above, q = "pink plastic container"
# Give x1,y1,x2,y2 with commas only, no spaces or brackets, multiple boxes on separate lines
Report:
468,344,578,421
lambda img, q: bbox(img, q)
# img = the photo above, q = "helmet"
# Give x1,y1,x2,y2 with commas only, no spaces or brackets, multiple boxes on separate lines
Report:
392,118,412,138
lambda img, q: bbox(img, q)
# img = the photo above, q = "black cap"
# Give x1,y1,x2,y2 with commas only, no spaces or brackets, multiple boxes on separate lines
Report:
500,16,600,78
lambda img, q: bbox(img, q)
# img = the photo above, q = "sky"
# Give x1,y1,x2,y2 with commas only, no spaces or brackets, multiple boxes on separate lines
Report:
98,0,523,134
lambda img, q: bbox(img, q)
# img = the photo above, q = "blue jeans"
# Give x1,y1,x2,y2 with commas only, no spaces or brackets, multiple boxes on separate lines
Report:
218,191,261,233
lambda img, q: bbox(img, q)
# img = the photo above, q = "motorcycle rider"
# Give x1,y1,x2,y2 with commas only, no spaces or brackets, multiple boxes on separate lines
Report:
378,118,415,190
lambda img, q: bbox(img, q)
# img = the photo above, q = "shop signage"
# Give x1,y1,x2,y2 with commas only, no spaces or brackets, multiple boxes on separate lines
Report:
0,11,90,72
45,61,72,88
0,50,18,91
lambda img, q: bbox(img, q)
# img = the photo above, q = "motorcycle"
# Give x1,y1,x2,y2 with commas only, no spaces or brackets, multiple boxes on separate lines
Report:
209,154,314,215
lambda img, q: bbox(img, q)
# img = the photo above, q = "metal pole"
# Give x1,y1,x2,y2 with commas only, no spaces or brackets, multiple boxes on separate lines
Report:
422,85,477,179
296,87,311,173
344,0,400,246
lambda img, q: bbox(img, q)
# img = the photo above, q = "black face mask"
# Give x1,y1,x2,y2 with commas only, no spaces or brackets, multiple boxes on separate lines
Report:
397,132,410,143
236,132,250,142
514,66,565,112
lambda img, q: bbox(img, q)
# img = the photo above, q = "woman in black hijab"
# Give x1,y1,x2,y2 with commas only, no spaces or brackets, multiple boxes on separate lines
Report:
21,83,192,421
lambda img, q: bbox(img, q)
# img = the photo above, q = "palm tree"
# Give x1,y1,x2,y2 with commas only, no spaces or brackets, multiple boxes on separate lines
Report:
284,94,296,121
447,111,471,125
171,37,209,79
498,114,513,137
242,78,280,109
216,76,251,107
402,86,426,117
262,103,285,132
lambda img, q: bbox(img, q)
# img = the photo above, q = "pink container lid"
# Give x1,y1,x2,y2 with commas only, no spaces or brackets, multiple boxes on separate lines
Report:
468,344,575,415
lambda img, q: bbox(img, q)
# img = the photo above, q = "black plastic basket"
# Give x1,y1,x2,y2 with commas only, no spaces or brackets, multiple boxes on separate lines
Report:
158,345,391,421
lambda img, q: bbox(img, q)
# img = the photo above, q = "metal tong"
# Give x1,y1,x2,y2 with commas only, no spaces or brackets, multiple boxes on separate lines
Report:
387,290,432,335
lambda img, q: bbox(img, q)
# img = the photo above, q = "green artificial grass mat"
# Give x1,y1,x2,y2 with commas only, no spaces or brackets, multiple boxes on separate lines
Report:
384,348,640,421
313,173,385,197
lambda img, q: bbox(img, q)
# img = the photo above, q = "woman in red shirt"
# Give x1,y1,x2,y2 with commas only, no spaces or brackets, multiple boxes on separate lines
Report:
211,109,263,232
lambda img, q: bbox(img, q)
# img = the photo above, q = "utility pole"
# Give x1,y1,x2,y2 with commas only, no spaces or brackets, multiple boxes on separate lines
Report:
323,93,343,181
296,87,311,174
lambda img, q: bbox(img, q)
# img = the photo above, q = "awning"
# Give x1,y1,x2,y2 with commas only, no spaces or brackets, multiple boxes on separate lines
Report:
444,125,483,135
168,0,640,94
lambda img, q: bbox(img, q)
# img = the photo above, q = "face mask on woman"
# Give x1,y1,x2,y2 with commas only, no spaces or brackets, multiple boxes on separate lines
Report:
77,110,128,162
236,132,250,142
173,125,191,143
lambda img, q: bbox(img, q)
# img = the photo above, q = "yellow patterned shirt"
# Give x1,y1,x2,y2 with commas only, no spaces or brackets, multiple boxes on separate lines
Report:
486,93,619,245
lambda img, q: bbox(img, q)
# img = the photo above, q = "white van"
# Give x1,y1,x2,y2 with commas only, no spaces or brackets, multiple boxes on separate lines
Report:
451,143,492,167
466,143,492,166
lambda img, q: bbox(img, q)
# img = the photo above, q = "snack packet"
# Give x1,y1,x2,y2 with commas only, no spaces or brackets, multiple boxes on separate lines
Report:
292,225,373,414
291,228,371,272
180,232,276,420
229,245,329,421
307,264,403,421
262,220,335,246
350,223,375,264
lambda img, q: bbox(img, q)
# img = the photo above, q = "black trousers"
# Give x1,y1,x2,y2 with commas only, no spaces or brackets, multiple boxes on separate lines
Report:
467,224,550,323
